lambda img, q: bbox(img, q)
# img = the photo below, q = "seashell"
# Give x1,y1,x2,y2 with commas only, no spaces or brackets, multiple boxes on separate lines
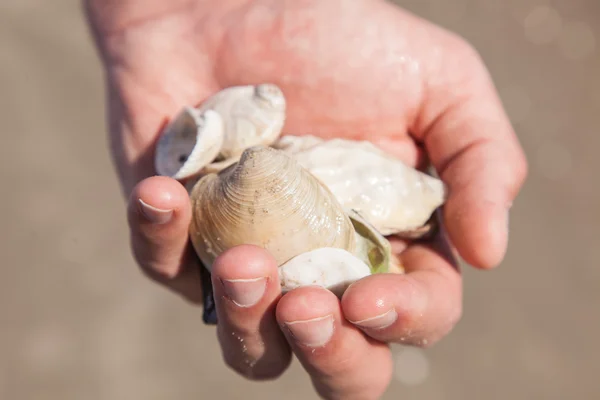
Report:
199,83,286,168
277,211,403,297
188,145,357,271
278,248,371,297
154,108,224,180
281,138,447,237
155,84,286,180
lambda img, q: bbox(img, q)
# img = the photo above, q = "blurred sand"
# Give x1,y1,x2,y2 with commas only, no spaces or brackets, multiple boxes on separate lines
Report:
1,0,599,399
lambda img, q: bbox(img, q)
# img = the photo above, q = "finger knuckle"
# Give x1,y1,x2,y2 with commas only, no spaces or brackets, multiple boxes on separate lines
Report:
445,34,492,89
451,35,487,72
457,37,483,63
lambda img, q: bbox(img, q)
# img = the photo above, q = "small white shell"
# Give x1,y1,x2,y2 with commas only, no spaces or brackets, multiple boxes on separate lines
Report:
279,247,371,297
154,108,224,180
287,139,447,236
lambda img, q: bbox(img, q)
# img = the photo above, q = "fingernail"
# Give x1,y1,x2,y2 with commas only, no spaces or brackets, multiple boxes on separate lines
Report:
220,277,267,307
285,315,334,347
138,198,173,224
350,309,398,330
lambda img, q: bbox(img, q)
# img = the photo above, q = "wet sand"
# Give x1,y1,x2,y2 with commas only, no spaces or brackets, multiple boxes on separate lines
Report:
1,0,599,398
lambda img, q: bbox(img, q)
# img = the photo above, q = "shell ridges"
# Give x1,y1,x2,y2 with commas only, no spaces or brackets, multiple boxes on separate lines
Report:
189,146,356,271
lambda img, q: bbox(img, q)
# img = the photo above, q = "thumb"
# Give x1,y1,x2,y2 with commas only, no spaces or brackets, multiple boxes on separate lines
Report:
413,42,528,269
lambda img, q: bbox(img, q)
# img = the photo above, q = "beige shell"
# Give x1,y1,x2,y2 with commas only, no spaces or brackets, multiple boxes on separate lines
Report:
280,138,447,237
154,108,224,180
188,145,356,271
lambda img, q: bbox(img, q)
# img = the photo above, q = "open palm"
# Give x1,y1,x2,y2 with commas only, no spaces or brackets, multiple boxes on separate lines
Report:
87,0,527,398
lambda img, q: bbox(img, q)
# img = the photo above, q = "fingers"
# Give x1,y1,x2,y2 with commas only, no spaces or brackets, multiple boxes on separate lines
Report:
414,41,528,269
211,245,292,380
127,175,203,303
342,231,462,347
277,286,392,400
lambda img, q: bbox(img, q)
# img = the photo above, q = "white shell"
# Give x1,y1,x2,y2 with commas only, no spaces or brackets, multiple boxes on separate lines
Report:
278,247,371,297
199,84,286,162
154,108,224,180
286,138,447,236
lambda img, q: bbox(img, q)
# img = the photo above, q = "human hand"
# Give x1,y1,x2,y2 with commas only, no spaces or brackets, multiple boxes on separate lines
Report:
85,0,527,398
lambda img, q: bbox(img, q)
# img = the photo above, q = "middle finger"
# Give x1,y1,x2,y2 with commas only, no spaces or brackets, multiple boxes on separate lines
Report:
211,245,292,380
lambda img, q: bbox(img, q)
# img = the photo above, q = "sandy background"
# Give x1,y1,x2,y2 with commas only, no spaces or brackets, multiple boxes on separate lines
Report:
2,0,599,399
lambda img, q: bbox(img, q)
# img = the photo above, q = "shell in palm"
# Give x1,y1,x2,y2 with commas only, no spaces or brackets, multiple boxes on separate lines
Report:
188,145,395,295
153,83,449,297
188,145,356,270
276,136,447,237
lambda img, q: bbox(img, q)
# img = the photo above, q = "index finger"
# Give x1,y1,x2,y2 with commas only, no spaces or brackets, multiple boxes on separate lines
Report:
413,41,528,269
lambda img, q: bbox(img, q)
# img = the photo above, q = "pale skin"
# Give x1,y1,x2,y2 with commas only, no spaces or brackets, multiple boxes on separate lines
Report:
85,0,528,398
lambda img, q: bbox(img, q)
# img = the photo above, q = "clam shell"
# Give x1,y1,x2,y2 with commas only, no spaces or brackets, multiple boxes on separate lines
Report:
188,145,356,271
154,108,224,180
154,84,286,180
199,83,286,163
283,138,447,237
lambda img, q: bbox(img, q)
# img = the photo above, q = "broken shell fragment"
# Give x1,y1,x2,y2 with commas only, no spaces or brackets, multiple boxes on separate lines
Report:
283,138,447,237
188,145,357,271
279,247,371,297
154,108,224,180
